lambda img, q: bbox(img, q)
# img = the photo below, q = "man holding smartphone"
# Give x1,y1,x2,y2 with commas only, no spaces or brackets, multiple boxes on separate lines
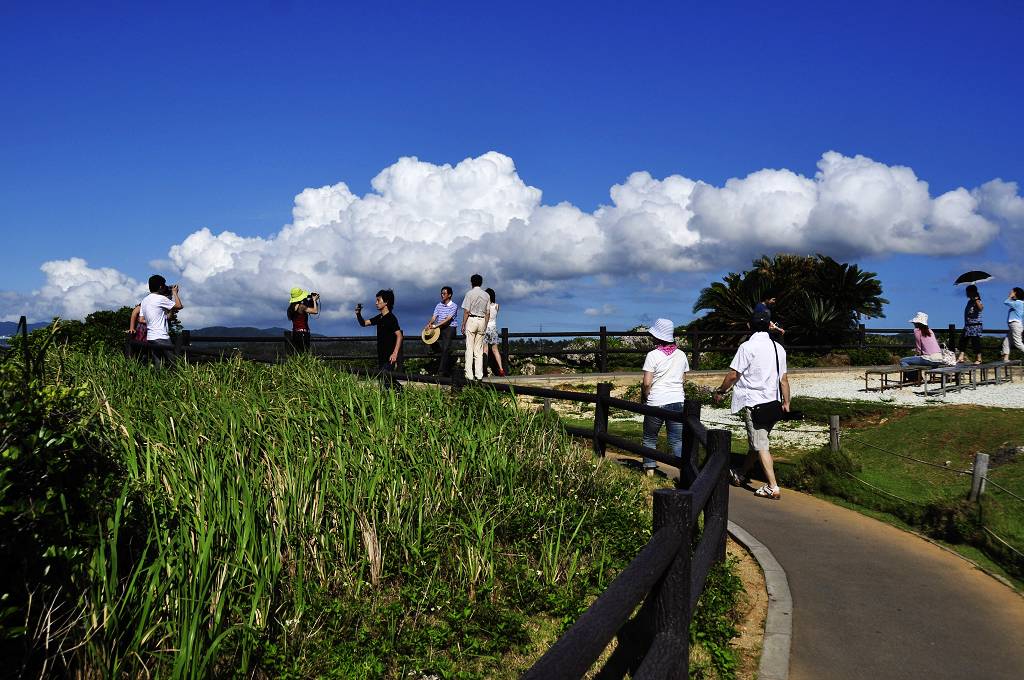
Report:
355,289,403,377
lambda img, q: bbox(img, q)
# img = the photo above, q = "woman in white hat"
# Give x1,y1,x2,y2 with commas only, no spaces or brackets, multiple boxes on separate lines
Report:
287,287,319,353
640,318,689,475
899,312,943,368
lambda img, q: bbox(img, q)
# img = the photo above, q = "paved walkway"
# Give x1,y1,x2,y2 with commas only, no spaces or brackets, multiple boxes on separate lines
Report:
728,487,1024,680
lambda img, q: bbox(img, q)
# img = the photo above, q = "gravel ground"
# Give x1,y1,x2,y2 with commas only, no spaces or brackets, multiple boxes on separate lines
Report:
787,371,1024,408
518,367,1023,451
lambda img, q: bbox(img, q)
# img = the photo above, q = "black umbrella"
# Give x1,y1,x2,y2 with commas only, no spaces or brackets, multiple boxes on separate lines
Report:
954,270,992,285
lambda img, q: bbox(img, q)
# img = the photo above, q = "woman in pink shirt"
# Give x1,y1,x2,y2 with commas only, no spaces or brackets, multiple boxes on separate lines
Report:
899,312,943,367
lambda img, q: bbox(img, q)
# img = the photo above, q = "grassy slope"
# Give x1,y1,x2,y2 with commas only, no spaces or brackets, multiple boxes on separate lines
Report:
54,352,742,678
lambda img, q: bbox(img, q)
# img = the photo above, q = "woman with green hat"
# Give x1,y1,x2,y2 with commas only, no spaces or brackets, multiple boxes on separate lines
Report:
287,287,319,353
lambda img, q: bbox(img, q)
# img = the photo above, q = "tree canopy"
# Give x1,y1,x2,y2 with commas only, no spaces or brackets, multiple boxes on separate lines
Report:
690,254,888,345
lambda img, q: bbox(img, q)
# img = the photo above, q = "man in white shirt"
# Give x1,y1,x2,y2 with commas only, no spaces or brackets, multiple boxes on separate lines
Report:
140,274,184,348
712,310,790,500
461,273,490,380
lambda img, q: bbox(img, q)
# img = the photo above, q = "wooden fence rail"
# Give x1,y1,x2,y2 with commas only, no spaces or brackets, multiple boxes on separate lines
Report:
180,322,1010,372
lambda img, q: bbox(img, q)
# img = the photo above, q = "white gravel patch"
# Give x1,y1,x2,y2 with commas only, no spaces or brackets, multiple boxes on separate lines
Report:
610,406,829,449
788,372,1024,409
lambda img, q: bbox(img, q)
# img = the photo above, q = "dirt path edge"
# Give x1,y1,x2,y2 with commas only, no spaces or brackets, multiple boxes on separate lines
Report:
728,520,792,680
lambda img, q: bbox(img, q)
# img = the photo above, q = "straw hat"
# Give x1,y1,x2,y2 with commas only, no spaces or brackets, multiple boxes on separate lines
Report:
908,311,929,326
289,287,310,304
649,318,675,343
421,326,441,344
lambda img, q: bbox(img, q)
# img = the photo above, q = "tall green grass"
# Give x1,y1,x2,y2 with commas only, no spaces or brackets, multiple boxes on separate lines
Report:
57,351,652,677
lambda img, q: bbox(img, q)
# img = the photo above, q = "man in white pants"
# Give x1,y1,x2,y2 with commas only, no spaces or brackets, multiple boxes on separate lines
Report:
461,273,490,380
1001,287,1024,361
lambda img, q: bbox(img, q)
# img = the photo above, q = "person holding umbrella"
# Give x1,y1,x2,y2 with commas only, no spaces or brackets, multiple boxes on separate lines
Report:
1002,287,1024,362
956,285,984,365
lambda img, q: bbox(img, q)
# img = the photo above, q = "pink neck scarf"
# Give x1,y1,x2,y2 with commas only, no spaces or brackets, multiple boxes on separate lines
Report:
655,343,676,356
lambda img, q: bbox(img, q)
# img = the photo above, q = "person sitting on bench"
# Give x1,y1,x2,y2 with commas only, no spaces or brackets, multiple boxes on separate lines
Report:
900,312,943,368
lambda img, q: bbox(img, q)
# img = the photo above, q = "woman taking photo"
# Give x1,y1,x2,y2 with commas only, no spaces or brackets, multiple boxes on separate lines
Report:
957,285,984,364
639,318,689,476
287,287,319,353
899,312,943,368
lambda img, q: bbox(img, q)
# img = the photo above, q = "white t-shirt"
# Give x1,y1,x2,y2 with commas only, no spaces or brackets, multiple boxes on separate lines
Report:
642,347,689,407
140,292,175,341
728,332,787,413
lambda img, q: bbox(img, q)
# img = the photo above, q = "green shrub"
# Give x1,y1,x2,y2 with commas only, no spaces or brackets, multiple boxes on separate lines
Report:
0,335,129,676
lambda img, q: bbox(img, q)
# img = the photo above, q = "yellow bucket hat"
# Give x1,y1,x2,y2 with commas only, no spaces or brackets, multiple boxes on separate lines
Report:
289,287,309,304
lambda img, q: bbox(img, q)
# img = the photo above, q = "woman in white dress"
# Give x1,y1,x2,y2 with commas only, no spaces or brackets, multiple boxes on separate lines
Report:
484,288,506,376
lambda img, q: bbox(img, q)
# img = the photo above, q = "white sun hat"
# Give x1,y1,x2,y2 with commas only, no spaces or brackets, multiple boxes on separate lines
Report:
649,318,675,343
908,311,929,325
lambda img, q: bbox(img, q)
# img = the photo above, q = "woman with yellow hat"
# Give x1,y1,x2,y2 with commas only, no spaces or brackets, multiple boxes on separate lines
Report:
287,287,319,352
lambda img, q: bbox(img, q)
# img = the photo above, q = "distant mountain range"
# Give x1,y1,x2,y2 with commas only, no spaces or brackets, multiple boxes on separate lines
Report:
0,321,48,336
0,323,297,339
188,326,292,337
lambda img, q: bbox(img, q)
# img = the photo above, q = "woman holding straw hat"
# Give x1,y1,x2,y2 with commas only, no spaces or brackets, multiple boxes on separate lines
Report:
287,287,319,353
640,318,689,476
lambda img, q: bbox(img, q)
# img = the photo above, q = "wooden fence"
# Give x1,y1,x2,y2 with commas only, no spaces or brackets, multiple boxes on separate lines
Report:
180,322,1009,371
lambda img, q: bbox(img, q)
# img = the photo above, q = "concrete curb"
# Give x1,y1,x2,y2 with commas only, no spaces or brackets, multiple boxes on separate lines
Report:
728,520,792,680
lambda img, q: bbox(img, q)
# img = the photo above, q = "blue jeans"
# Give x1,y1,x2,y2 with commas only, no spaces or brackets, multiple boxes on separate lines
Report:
899,356,940,368
642,402,683,470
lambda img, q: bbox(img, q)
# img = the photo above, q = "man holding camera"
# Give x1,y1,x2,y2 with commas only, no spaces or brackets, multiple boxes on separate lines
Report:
140,274,183,345
713,309,790,500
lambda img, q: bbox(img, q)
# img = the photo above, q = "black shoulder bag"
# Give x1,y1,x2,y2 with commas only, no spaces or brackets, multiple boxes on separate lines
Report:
750,339,785,431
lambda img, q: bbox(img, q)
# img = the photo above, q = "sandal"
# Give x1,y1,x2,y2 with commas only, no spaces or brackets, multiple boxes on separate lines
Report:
728,469,747,487
754,484,781,500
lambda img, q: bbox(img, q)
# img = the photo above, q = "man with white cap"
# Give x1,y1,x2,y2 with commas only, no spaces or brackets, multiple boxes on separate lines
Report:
640,318,689,475
713,309,789,500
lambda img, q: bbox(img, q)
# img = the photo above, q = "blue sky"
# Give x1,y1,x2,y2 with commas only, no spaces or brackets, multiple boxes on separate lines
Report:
1,1,1022,333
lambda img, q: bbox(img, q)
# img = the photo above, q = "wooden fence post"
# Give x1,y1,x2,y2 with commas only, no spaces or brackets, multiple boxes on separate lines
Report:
969,452,989,502
18,316,31,385
651,488,693,679
689,329,701,371
829,416,840,453
947,323,957,349
500,327,510,373
594,382,611,458
599,326,608,373
680,401,702,487
706,429,732,563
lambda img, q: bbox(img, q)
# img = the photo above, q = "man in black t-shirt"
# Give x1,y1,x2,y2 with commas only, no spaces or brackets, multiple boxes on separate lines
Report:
355,289,403,373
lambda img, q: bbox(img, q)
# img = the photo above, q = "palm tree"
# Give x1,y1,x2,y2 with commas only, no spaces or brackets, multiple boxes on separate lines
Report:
690,254,888,347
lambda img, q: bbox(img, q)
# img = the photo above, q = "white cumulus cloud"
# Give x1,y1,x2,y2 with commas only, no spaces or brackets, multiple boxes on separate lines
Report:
4,150,1021,326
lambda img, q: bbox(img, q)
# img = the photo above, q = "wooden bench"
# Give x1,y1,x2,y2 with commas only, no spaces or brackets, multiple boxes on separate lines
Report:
921,365,976,396
974,360,1020,386
864,366,932,391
